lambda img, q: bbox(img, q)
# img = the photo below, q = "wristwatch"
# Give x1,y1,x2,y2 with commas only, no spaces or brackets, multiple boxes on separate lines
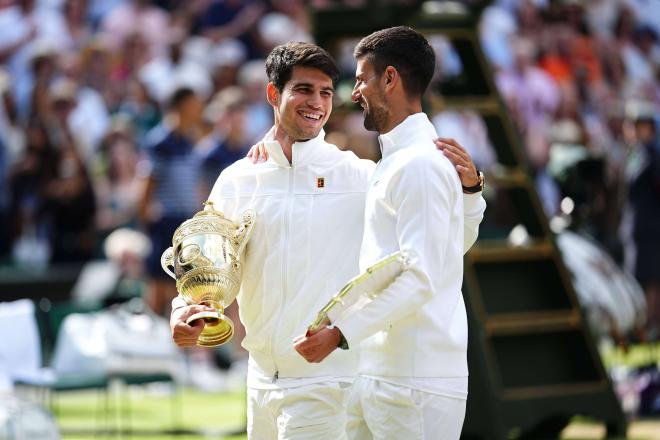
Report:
462,170,484,194
337,332,349,350
328,324,349,350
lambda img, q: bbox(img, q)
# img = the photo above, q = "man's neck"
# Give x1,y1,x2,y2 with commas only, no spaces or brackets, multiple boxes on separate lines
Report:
272,126,293,163
272,125,313,164
380,100,423,135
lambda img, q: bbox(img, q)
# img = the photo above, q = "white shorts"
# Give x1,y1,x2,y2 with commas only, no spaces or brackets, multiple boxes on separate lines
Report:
346,376,466,440
247,381,351,440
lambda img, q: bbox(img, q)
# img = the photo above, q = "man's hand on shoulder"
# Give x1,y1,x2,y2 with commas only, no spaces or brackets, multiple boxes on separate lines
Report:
247,126,275,163
170,304,215,347
247,141,269,163
434,138,479,188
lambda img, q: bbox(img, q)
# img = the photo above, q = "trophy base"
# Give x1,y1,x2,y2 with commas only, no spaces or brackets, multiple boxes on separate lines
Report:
186,311,235,347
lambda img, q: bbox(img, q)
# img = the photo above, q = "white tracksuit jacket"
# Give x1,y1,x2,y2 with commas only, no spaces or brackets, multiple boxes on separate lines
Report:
333,113,473,384
205,128,486,388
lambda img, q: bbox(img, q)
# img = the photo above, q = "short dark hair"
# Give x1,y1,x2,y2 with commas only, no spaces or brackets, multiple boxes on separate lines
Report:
168,86,196,111
354,26,435,98
266,42,340,92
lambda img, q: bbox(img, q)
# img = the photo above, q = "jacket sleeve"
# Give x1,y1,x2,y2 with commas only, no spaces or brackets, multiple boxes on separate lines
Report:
333,155,456,346
463,192,486,254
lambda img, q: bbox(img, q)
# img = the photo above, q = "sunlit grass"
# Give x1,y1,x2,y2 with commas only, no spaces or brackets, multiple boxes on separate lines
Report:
56,384,247,439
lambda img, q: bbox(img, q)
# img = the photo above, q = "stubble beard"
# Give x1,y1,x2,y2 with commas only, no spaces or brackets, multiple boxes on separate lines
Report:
362,94,388,133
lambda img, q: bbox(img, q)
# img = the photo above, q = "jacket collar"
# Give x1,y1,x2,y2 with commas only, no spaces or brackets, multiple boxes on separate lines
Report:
378,113,436,159
264,128,326,168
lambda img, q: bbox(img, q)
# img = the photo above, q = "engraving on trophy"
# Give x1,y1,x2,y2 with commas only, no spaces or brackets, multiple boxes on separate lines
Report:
161,201,255,347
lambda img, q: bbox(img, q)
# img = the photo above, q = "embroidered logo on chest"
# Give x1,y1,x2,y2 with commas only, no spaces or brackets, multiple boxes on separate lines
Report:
317,177,325,188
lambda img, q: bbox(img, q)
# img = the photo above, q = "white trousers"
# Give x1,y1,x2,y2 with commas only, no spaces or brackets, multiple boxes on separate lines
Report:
346,376,466,440
247,381,350,440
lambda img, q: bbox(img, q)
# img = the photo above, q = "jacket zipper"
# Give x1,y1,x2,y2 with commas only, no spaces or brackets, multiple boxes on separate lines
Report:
271,164,295,383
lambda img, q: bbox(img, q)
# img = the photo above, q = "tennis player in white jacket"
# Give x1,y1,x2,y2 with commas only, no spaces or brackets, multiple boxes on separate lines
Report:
171,41,485,440
294,28,478,439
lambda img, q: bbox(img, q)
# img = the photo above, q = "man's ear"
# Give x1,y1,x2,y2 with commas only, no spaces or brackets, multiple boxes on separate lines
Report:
383,66,398,93
266,82,279,107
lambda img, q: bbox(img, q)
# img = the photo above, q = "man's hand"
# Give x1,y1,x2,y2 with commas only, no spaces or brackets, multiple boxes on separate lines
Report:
246,141,269,163
247,126,275,163
434,138,479,188
293,326,342,363
170,304,215,347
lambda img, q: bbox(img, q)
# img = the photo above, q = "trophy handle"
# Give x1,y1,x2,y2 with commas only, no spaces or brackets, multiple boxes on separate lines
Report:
160,246,176,279
234,209,256,254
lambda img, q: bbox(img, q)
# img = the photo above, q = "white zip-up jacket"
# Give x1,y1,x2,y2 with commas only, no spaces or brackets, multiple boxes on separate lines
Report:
333,113,472,381
209,130,373,386
205,127,485,388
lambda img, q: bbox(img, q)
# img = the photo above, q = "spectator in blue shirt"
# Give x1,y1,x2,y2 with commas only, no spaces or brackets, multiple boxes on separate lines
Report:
140,86,206,316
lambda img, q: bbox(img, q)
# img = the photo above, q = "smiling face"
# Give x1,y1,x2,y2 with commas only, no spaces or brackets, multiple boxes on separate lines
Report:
270,66,334,142
352,57,388,133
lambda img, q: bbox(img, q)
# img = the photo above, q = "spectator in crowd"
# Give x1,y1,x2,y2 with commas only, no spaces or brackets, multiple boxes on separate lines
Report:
198,86,251,194
139,86,206,317
139,29,213,105
42,79,97,263
100,0,169,58
94,117,144,245
117,78,162,147
196,0,267,59
236,60,272,146
7,119,55,267
620,101,660,338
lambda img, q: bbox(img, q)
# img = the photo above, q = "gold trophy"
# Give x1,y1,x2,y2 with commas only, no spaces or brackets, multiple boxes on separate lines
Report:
161,201,255,347
309,251,409,332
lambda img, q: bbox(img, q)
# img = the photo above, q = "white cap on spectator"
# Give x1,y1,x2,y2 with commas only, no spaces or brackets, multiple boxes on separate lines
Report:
104,228,152,262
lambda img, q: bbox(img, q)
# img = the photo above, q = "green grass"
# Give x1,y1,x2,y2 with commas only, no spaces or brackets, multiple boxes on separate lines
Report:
52,367,660,440
56,385,247,439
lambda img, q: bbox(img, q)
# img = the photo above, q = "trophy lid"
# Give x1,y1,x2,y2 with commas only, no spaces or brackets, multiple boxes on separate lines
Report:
194,201,224,218
172,201,235,246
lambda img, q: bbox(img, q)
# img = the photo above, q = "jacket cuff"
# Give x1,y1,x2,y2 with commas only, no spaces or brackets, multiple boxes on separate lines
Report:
333,313,367,350
171,296,189,311
463,193,486,216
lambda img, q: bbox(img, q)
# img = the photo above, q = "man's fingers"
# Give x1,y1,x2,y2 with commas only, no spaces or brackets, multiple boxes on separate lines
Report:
442,148,466,166
257,144,269,162
437,139,471,162
440,143,469,161
173,336,199,347
437,137,466,152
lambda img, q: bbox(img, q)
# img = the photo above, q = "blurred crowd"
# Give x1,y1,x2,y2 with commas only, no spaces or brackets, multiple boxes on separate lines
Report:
480,0,660,337
0,0,658,336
